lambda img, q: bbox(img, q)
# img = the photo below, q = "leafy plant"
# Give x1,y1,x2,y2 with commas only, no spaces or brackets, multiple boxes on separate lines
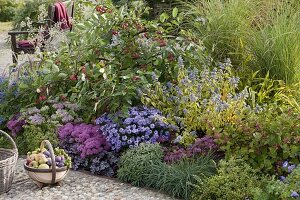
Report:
21,1,205,118
16,123,59,154
12,0,55,29
6,100,82,154
191,158,268,200
252,162,300,200
220,105,300,172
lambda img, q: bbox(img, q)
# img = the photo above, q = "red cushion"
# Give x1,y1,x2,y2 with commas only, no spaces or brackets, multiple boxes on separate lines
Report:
17,40,34,48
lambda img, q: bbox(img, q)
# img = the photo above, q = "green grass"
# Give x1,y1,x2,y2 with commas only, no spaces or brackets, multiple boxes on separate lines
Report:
248,2,300,84
0,22,12,32
182,0,259,67
182,0,300,84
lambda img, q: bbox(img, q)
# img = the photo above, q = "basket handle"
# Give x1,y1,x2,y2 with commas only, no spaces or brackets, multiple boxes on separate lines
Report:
40,140,56,184
0,130,17,150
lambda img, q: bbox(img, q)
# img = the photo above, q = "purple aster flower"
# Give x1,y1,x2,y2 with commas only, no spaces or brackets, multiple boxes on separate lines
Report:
291,191,299,197
52,103,64,109
28,113,45,125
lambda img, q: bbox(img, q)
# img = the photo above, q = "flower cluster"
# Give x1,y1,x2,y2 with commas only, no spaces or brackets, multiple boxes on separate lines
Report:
278,161,299,198
58,123,119,177
6,100,82,138
164,136,220,163
96,106,172,152
142,59,255,145
7,114,26,137
58,123,110,158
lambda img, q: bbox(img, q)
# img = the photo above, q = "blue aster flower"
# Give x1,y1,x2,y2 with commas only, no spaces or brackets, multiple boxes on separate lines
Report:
288,164,296,173
150,123,155,129
282,161,289,168
279,176,286,182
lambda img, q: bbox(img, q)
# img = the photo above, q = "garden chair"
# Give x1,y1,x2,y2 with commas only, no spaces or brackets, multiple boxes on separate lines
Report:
8,1,74,63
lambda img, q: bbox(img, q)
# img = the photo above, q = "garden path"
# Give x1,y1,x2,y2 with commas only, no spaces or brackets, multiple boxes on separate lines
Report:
0,32,12,75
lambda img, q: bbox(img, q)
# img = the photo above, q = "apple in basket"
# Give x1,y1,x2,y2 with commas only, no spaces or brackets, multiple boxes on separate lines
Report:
26,147,72,169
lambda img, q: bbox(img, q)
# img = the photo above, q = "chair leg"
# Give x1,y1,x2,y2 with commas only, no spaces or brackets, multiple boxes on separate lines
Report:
12,52,17,63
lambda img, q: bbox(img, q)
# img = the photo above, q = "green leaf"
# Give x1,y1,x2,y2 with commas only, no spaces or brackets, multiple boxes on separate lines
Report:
58,73,67,78
172,7,178,18
76,23,85,30
160,13,169,23
52,64,60,73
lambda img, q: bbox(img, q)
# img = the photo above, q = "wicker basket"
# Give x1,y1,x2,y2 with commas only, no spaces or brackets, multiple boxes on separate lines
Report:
24,140,69,187
0,130,18,194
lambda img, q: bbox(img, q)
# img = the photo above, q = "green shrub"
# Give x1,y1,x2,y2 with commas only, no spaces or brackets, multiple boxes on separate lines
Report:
0,0,18,22
251,165,300,200
220,105,300,172
15,1,205,119
16,124,59,154
191,158,267,200
117,143,164,186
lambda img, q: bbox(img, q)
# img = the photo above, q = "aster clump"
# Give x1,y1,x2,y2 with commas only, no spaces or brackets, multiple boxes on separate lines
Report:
164,136,220,163
58,123,118,177
96,106,173,152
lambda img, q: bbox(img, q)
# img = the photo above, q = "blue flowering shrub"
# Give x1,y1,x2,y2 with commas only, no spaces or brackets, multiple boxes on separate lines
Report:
96,106,174,152
141,59,251,145
141,58,300,172
59,123,119,177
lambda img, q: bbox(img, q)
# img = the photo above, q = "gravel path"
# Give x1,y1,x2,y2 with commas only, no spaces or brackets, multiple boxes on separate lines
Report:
0,32,11,74
0,158,175,200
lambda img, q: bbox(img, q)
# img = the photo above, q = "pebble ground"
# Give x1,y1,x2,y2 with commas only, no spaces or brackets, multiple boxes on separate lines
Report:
0,28,175,200
0,158,175,200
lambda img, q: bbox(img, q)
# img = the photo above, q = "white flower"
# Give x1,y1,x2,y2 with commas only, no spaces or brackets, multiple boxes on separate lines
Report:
81,73,86,81
36,88,41,93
